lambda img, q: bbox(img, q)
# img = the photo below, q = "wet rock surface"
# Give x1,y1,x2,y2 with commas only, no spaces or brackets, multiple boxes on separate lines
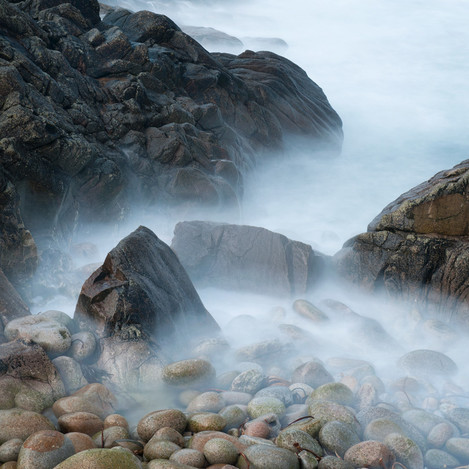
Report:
171,221,325,296
334,159,469,329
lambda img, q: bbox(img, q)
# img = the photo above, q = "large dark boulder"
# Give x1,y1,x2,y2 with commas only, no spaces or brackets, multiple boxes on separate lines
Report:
0,0,342,253
334,159,469,328
171,221,325,296
74,225,219,347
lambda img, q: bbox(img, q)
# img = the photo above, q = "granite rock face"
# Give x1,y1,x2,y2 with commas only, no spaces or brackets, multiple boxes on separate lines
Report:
334,160,469,328
171,221,325,296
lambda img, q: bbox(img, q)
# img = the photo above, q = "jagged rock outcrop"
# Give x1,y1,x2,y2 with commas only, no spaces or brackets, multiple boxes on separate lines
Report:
0,269,31,328
0,0,343,250
74,226,220,388
334,159,469,328
171,221,325,296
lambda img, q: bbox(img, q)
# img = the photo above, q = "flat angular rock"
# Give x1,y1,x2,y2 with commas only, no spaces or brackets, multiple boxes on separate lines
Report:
171,221,325,296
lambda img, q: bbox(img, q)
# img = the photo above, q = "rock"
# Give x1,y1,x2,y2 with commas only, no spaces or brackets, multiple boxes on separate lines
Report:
445,407,469,434
171,221,325,296
144,440,181,461
236,444,300,469
231,370,266,394
318,421,361,458
170,448,206,467
137,409,187,442
398,349,457,378
384,433,424,469
318,456,354,469
162,359,216,388
187,413,226,433
308,401,360,435
75,226,219,349
276,428,323,457
38,311,76,333
344,441,395,469
446,437,469,462
103,414,128,430
4,316,72,356
291,361,334,388
364,418,408,442
0,439,22,463
91,426,129,448
58,412,104,436
52,356,88,394
424,449,460,469
0,409,55,444
293,300,329,323
247,397,286,419
427,422,454,448
187,392,225,413
52,384,117,420
218,405,247,431
53,447,143,468
334,160,469,327
0,341,65,412
188,431,247,454
65,432,96,453
0,270,31,326
68,331,98,362
0,171,38,288
297,449,319,469
203,438,238,465
255,386,294,407
17,430,75,469
310,382,355,406
148,428,185,447
181,26,244,52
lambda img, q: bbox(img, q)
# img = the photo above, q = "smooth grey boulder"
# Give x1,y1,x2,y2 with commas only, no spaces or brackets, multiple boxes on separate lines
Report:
172,221,325,296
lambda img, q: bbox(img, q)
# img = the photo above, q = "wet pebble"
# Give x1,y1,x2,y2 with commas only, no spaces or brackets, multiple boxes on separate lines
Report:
384,432,424,469
445,437,469,462
247,396,285,419
319,421,360,457
398,349,457,377
308,401,360,435
68,332,97,362
58,411,104,436
53,447,143,468
0,439,22,463
187,392,225,413
344,440,395,469
318,455,354,469
276,428,323,457
17,430,75,469
230,369,266,394
144,440,181,461
203,438,238,465
52,356,88,394
427,422,454,448
291,361,333,388
424,448,460,469
310,382,355,406
137,409,187,442
236,443,300,469
0,409,55,444
65,432,96,453
170,448,206,467
187,413,226,433
219,405,248,430
162,359,215,387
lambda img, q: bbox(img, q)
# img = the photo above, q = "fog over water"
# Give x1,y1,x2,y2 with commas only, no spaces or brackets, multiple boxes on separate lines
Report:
36,0,469,396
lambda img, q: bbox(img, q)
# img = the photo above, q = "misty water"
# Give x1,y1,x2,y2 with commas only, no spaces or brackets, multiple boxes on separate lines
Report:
36,0,469,412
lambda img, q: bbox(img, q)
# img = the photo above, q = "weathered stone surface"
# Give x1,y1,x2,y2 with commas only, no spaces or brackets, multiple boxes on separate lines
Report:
0,0,342,285
137,409,187,442
53,447,144,468
0,269,31,327
4,316,71,355
398,349,457,378
0,341,65,412
344,441,395,469
171,221,325,296
17,429,75,469
236,443,300,469
0,408,55,444
334,160,469,327
75,226,219,348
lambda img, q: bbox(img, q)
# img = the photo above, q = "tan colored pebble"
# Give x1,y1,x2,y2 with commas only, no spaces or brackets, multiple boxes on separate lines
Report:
92,425,130,448
151,427,185,447
144,440,181,461
58,411,104,436
242,420,270,439
0,438,23,462
104,414,129,430
65,432,97,453
1,462,17,468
